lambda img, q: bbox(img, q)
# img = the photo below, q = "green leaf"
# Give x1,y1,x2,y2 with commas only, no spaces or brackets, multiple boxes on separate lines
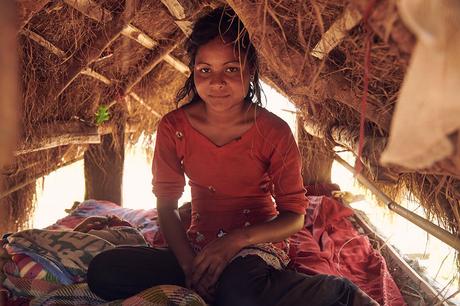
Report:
95,105,110,125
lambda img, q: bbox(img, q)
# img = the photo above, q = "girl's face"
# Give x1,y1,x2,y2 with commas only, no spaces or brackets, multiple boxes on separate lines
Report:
193,37,251,112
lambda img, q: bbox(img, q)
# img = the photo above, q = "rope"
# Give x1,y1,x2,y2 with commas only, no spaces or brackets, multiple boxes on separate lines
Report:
355,0,376,175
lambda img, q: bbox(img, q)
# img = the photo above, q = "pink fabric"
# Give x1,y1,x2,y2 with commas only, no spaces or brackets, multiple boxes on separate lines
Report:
288,196,405,306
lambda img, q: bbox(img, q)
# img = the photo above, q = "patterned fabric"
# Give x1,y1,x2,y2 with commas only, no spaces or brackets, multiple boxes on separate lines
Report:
87,226,148,246
103,285,206,306
2,272,62,298
10,254,58,283
30,283,106,306
5,249,74,285
5,230,115,283
0,243,8,284
232,242,291,270
2,224,150,301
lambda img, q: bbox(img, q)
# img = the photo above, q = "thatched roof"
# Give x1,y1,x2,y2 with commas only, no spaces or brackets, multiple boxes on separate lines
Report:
2,0,459,243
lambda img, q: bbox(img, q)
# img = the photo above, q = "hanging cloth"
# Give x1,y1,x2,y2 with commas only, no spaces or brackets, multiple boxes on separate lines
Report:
381,0,460,169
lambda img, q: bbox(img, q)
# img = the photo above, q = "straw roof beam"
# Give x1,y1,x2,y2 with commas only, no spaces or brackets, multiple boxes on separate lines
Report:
63,0,190,76
21,28,113,85
311,6,362,59
21,28,66,58
315,72,391,131
13,122,114,156
304,117,457,179
129,92,161,118
159,0,193,37
122,30,186,96
20,26,160,120
80,68,111,85
226,0,391,132
17,0,50,30
159,0,186,20
15,134,99,156
55,0,136,98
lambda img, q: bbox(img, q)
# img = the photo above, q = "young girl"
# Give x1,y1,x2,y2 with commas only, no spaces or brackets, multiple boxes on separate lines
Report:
88,7,377,306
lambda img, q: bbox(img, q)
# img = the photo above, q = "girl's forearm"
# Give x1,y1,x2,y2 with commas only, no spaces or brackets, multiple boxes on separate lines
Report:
157,200,195,271
232,211,304,248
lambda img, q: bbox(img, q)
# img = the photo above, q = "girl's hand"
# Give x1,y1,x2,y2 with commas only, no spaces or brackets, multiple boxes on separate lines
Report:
177,250,195,289
191,231,246,299
73,216,109,232
73,215,132,232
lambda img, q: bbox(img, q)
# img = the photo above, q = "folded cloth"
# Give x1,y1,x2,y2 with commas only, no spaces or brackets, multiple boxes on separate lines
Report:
5,230,115,283
9,254,58,282
5,247,75,285
49,200,161,246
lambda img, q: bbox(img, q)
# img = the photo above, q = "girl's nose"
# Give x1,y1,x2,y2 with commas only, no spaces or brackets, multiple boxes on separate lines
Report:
210,73,226,87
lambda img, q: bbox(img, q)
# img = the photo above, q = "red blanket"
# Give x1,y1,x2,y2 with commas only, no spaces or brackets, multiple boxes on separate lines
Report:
289,196,405,306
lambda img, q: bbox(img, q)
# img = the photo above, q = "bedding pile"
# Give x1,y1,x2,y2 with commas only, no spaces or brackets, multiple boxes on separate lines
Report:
1,197,405,305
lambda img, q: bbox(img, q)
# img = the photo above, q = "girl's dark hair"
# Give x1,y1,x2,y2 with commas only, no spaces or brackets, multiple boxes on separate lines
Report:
176,6,262,106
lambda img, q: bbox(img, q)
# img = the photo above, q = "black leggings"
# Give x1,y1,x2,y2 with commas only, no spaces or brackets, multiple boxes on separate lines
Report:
87,246,372,306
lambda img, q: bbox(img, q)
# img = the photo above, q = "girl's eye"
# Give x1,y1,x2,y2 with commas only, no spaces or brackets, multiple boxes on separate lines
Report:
226,67,240,73
198,67,211,73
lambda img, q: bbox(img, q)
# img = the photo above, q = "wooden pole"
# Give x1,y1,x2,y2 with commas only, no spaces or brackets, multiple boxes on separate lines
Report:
0,174,12,234
0,1,19,169
298,121,334,185
84,122,125,205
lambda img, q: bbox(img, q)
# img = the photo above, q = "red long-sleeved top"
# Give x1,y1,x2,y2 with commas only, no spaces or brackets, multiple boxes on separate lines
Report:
152,106,308,249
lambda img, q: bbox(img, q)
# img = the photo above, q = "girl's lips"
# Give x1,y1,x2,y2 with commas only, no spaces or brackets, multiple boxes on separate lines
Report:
209,95,230,98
